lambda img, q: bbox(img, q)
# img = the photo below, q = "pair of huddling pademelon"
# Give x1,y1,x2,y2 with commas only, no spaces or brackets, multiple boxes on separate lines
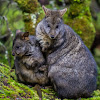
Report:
12,6,97,100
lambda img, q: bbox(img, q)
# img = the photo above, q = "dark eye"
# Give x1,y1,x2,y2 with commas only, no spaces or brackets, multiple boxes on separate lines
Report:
56,25,59,29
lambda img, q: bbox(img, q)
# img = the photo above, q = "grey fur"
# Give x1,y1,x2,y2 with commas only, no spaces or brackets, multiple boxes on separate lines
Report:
12,31,48,85
36,7,97,99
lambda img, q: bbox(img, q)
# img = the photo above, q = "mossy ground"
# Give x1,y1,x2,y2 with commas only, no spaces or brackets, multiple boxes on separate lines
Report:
0,63,57,100
0,63,100,100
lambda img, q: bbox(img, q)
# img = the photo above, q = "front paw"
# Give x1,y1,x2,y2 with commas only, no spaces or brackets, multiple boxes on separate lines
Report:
39,65,48,72
41,42,50,52
42,47,47,52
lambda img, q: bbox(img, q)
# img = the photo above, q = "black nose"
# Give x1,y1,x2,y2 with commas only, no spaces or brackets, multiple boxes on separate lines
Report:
50,35,54,39
12,52,15,56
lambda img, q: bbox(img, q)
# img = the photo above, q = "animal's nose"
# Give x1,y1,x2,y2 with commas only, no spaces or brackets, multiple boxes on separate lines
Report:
12,52,15,56
50,35,55,39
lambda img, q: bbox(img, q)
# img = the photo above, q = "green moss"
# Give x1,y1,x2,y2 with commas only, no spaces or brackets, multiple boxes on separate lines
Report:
22,10,44,35
64,0,96,48
14,0,40,13
66,17,95,48
0,63,57,100
0,62,100,100
23,14,34,34
14,0,44,35
0,2,24,67
93,13,100,30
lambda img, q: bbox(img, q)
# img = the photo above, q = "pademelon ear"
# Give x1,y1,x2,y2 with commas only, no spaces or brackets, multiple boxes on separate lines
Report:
59,8,67,17
42,5,51,16
23,32,29,37
22,32,29,40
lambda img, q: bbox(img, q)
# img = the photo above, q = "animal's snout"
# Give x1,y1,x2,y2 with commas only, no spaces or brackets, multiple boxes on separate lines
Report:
50,35,55,39
49,30,56,39
12,51,15,56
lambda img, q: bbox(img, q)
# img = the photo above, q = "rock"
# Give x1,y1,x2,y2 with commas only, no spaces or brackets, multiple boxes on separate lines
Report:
63,0,96,49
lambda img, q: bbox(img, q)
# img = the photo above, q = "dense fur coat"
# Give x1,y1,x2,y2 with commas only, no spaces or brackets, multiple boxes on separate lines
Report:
36,6,97,99
12,30,48,85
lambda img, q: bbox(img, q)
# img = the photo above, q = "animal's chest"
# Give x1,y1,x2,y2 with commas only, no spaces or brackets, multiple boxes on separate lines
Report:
22,56,34,66
21,66,33,76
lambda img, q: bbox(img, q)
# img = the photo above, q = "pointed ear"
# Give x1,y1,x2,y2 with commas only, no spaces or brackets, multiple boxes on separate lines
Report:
23,32,29,37
22,32,29,40
16,30,21,34
59,8,67,17
42,5,51,16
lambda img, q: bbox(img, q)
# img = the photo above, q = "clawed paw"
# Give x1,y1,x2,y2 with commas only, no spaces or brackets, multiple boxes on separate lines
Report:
39,65,47,71
42,47,47,52
39,40,50,52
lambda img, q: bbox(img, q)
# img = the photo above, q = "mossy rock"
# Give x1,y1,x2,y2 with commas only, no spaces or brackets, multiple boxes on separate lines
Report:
14,0,45,35
14,0,40,13
64,0,96,49
0,62,100,100
65,17,95,49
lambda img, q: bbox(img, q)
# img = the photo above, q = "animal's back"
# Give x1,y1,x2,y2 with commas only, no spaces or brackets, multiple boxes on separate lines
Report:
48,25,97,99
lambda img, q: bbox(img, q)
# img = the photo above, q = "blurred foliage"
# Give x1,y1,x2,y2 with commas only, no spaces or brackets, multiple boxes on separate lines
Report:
14,0,45,34
0,1,24,34
0,1,24,67
93,13,100,30
14,0,40,13
94,49,100,89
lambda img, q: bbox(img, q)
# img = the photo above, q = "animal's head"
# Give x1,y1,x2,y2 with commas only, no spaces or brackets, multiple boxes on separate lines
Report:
12,30,30,57
42,6,67,39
